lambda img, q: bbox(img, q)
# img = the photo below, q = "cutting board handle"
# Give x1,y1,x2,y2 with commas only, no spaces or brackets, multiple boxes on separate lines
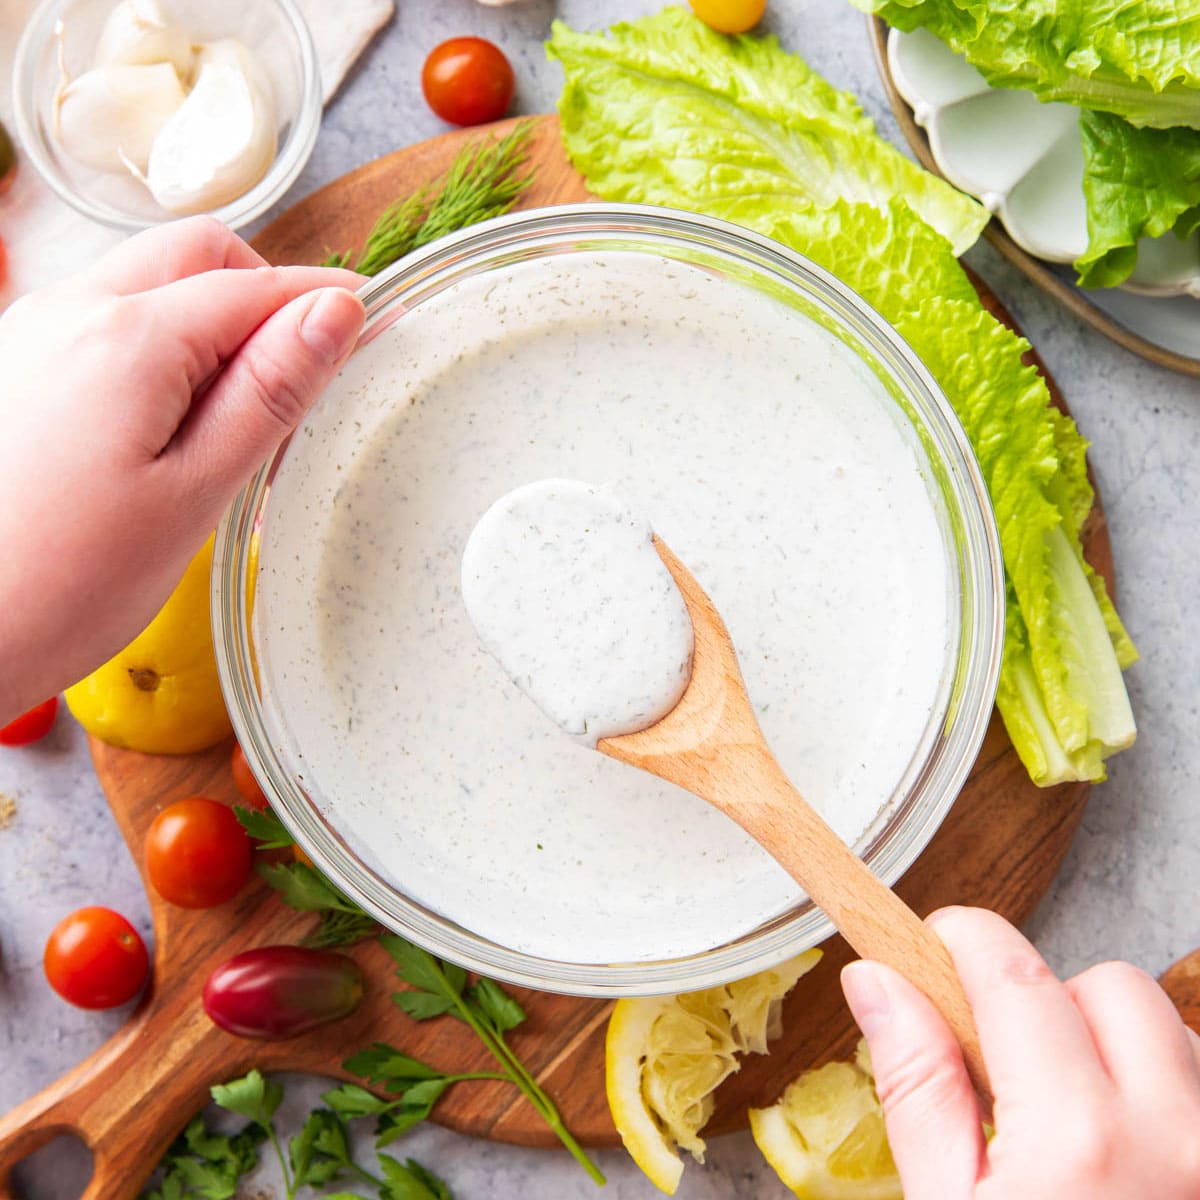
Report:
0,990,251,1200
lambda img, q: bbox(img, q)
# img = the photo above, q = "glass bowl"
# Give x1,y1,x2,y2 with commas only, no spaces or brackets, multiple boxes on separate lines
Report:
11,0,320,232
213,205,1004,997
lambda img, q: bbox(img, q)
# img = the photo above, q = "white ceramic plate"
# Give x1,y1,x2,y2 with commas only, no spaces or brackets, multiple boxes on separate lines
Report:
888,27,1200,301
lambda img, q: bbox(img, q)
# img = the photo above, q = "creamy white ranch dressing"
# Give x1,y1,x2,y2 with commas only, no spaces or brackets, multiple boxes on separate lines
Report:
461,479,693,745
254,251,953,964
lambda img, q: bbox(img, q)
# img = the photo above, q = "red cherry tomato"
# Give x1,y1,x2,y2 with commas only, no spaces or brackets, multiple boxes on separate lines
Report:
0,697,58,746
44,907,149,1009
421,37,515,126
145,796,253,908
231,742,270,811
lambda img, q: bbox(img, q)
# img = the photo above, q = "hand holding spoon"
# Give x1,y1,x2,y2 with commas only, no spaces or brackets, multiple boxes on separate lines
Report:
599,536,992,1110
463,479,991,1110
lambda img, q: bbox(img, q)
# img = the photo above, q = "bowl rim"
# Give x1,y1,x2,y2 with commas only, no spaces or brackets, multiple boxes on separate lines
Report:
10,0,322,232
213,202,1005,996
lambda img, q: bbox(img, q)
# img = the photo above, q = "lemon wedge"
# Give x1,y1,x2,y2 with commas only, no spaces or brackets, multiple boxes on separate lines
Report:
606,949,822,1194
749,1038,901,1200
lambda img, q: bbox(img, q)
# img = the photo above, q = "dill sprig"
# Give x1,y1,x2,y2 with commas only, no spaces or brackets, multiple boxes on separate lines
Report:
323,121,537,276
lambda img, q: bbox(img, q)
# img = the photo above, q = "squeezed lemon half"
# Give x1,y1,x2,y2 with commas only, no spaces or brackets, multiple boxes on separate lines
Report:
749,1038,901,1200
605,949,822,1194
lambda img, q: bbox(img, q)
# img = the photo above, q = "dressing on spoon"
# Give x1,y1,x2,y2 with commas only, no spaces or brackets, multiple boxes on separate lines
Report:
461,479,693,745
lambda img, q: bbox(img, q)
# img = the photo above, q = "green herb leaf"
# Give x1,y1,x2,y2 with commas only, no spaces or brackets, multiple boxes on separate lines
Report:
322,122,537,277
343,1044,446,1086
392,990,456,1021
211,1069,283,1128
374,1104,435,1146
234,805,294,848
466,977,526,1033
397,1078,453,1109
141,1116,265,1200
257,860,377,945
322,1082,395,1119
304,908,379,949
258,861,350,911
289,1108,354,1187
379,935,459,998
378,1154,455,1200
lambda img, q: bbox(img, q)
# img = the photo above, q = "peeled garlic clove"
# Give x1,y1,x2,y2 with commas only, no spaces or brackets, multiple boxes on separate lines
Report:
55,62,187,173
94,0,195,77
146,39,276,214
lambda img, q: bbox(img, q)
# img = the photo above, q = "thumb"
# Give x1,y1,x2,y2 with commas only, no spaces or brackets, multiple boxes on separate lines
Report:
841,959,985,1200
163,286,365,516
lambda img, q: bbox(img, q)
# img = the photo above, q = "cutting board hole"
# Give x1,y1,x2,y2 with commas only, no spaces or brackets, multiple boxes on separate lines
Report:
9,1133,91,1200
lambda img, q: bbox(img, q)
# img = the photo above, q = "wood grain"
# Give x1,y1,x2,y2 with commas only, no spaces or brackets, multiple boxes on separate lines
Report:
866,17,1200,380
0,113,1139,1199
1161,951,1200,1035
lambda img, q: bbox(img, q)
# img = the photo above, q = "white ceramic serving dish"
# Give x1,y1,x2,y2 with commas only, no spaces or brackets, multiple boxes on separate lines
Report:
888,27,1200,300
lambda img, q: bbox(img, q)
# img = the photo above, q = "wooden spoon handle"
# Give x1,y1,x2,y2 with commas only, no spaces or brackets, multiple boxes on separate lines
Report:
720,741,993,1112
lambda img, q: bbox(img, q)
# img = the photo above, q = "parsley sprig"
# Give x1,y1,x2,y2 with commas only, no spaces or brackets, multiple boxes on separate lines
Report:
144,1069,457,1200
340,936,606,1186
322,121,536,276
235,807,378,948
141,1113,264,1200
234,810,602,1182
258,861,379,948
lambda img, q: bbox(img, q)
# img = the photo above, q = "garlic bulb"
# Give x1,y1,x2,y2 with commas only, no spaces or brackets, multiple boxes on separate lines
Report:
146,39,276,214
55,62,186,173
94,0,195,77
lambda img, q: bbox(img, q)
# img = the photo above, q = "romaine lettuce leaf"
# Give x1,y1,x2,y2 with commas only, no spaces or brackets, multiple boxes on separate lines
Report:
853,0,1200,129
890,299,1134,764
1045,406,1139,670
997,595,1107,786
547,7,1136,785
548,7,987,254
1075,110,1200,288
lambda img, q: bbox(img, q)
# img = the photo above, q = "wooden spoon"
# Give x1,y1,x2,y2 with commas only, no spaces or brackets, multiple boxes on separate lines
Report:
598,537,992,1110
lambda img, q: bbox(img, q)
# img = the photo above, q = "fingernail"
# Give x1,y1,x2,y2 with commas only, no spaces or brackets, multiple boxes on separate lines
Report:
842,960,892,1037
926,905,963,930
300,289,363,365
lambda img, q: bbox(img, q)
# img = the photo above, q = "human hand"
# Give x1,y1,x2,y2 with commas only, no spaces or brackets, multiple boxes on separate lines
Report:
0,217,365,722
842,906,1200,1199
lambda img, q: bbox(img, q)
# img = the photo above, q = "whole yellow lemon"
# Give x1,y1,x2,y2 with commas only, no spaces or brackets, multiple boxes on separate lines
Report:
65,534,232,755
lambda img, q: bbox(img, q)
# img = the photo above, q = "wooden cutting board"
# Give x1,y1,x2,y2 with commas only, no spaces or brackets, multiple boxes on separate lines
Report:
0,114,1169,1200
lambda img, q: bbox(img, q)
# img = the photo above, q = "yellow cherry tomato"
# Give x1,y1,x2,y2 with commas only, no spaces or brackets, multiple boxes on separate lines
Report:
65,534,233,755
688,0,767,34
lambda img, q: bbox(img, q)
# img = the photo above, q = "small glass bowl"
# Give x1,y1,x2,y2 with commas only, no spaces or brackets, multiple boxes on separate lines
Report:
11,0,320,232
214,205,1004,997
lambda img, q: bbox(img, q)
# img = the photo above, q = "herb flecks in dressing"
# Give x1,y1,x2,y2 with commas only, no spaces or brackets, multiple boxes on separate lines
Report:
462,479,693,746
256,253,952,965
